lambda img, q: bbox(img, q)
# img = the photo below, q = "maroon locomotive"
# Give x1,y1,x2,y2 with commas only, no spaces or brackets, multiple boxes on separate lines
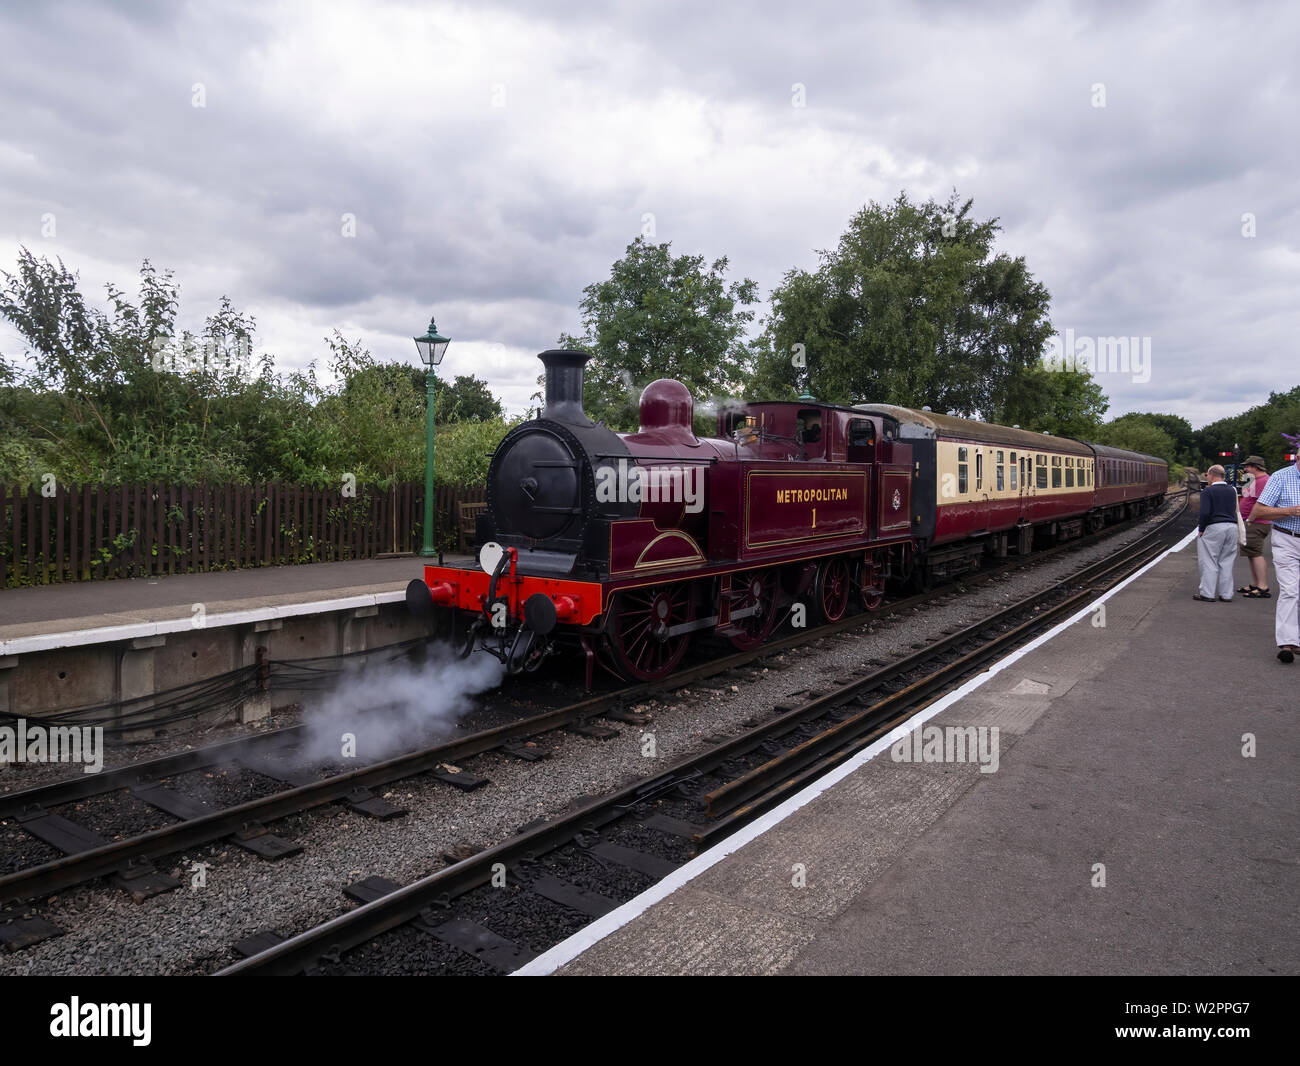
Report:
408,350,1167,684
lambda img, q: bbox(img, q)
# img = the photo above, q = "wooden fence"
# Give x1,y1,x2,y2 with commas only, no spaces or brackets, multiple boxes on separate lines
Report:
0,481,486,587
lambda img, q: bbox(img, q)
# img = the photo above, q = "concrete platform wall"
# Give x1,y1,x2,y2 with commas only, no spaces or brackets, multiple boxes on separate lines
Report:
0,600,433,731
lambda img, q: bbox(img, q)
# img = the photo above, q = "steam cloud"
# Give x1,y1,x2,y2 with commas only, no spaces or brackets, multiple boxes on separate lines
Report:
299,647,504,766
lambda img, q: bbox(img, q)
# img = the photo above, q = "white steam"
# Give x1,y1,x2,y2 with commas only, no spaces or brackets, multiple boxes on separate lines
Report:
299,647,504,766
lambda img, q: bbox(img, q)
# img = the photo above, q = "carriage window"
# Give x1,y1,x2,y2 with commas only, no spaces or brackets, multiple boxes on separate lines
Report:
1051,455,1061,488
1065,462,1075,488
1010,462,1018,490
847,419,875,447
996,451,1005,491
976,452,983,490
1036,455,1048,489
957,446,968,494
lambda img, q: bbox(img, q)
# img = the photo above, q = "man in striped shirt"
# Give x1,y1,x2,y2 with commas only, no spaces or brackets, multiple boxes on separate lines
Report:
1249,455,1300,662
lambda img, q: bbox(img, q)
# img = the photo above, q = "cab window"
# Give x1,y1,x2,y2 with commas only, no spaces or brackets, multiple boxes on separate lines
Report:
797,409,823,444
847,419,875,448
727,412,758,439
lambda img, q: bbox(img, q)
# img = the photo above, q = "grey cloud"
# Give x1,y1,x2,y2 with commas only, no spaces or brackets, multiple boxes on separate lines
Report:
0,0,1296,422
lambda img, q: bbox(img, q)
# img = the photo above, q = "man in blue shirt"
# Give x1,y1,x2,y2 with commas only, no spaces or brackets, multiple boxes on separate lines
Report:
1249,455,1300,661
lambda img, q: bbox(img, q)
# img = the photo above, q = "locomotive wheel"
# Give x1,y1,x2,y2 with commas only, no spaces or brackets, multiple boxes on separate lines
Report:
815,558,852,623
727,569,779,650
607,583,694,681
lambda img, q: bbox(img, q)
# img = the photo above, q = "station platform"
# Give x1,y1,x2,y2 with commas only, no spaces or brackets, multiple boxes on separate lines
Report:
0,554,471,656
525,532,1298,976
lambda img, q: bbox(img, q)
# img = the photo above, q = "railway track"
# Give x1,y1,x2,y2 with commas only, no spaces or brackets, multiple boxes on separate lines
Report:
215,491,1190,975
0,493,1184,949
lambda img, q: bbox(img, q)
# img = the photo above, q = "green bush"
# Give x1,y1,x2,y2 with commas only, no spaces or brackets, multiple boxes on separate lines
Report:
433,418,517,487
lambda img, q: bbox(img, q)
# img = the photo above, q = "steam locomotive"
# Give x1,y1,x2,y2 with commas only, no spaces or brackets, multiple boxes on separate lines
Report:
407,350,1167,684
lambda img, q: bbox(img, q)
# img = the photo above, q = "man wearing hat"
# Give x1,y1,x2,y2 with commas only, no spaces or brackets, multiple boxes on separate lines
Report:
1237,456,1271,597
1248,444,1300,662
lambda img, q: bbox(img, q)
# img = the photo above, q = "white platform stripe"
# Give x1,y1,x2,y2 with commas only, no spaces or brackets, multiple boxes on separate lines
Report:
512,527,1197,976
0,590,407,656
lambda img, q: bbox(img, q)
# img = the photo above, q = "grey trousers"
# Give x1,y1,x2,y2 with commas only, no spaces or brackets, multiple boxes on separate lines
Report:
1197,522,1238,600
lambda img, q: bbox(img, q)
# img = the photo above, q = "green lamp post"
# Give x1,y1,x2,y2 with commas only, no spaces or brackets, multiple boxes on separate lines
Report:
414,315,450,557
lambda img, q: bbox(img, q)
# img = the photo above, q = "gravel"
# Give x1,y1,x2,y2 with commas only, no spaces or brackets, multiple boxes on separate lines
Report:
0,500,1187,975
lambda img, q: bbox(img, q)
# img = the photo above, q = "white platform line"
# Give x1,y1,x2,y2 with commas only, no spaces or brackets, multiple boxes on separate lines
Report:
0,590,407,656
513,527,1196,976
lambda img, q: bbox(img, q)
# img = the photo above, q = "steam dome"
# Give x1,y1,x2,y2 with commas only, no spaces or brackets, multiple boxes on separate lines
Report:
639,379,695,442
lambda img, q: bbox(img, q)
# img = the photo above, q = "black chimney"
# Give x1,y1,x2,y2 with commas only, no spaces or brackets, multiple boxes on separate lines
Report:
538,349,592,426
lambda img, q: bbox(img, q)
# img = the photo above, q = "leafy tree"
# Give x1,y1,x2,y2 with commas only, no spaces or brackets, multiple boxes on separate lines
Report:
434,374,503,422
1092,416,1178,468
1134,414,1196,466
317,331,426,486
1194,387,1300,470
558,236,758,431
1093,412,1197,467
0,248,276,484
433,418,516,486
341,364,502,424
750,192,1054,418
992,358,1108,437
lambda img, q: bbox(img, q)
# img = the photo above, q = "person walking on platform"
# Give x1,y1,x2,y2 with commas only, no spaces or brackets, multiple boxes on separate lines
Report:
1247,448,1300,662
1237,456,1271,597
1194,465,1239,602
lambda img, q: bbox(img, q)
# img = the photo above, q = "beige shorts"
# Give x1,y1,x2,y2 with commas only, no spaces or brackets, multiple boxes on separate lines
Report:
1243,521,1271,558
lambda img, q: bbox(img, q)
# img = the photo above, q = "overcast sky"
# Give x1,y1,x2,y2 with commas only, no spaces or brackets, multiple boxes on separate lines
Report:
1,0,1296,428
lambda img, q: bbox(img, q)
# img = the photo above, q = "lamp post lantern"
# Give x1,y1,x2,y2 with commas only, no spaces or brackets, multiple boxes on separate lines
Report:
414,315,450,557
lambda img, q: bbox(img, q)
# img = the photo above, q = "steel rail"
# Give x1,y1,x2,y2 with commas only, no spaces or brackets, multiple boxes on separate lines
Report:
216,493,1188,975
1,492,1183,907
1,491,1179,819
